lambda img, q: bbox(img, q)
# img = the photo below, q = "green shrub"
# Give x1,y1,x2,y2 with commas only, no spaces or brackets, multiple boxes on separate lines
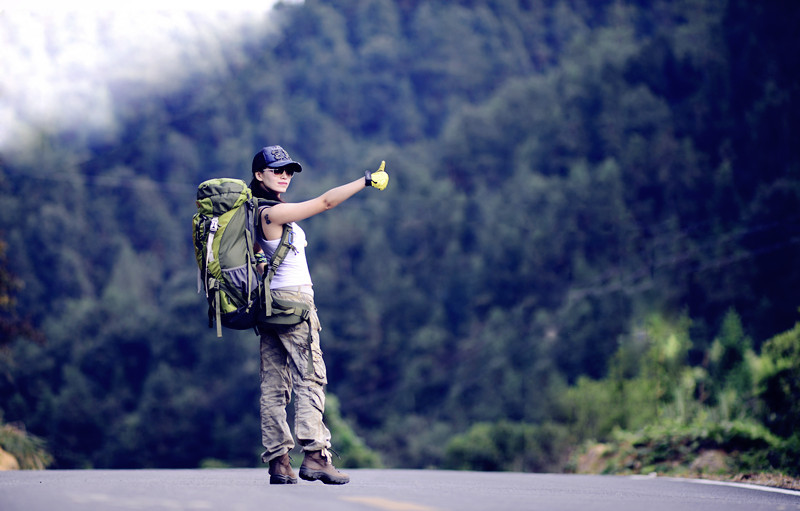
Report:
444,420,572,472
755,321,800,439
325,394,382,468
0,422,53,469
570,418,790,476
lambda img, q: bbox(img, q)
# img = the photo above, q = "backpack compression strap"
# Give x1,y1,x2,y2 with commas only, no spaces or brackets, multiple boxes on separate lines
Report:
204,217,219,298
262,223,294,317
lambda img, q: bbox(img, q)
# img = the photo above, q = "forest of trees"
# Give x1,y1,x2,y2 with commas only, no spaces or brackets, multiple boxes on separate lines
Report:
1,0,798,475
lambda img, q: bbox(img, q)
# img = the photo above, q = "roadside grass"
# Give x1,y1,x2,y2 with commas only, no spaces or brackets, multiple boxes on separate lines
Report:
0,422,53,470
568,419,800,490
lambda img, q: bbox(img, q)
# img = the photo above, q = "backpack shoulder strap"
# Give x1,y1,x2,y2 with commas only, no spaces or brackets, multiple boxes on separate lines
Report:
261,222,293,318
255,197,294,283
265,223,293,284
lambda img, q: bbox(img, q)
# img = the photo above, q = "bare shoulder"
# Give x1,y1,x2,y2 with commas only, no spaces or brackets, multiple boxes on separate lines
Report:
259,204,286,241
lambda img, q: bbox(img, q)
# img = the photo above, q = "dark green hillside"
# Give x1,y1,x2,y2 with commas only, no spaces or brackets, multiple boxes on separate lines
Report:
1,0,798,475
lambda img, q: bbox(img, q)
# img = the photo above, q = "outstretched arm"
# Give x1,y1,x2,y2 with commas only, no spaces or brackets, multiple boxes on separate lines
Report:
267,177,366,225
260,161,388,238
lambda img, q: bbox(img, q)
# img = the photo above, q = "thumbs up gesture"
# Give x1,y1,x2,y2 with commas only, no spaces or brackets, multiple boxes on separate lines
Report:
365,161,389,191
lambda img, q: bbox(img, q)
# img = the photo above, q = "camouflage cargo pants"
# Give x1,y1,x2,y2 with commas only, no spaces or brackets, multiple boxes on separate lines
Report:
259,286,331,464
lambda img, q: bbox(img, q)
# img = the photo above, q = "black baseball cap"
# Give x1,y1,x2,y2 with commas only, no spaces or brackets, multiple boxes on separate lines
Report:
252,145,303,174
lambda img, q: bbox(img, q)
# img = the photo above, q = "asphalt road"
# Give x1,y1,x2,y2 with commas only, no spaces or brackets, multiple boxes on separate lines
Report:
2,469,799,511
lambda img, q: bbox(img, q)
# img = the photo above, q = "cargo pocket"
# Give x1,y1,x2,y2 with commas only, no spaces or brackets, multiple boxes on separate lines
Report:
306,333,327,385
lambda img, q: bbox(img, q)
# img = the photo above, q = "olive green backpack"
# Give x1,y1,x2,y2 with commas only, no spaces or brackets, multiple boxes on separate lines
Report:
193,178,311,339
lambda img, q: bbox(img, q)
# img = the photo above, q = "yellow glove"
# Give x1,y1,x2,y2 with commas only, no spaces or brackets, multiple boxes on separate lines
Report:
365,161,389,191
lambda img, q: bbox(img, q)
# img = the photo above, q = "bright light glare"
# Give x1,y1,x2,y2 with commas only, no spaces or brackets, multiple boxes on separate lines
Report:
0,1,301,156
1,0,288,12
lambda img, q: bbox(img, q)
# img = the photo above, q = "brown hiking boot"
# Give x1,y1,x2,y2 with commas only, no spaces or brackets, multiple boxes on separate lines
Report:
299,450,350,485
268,453,298,484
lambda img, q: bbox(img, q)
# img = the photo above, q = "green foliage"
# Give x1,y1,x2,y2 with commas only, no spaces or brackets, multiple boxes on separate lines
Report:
444,421,571,473
0,421,53,469
560,375,657,442
563,316,799,478
571,418,792,477
428,316,800,476
324,394,382,469
755,320,800,439
1,0,799,471
0,237,44,346
640,314,693,404
199,458,232,469
560,313,699,443
705,309,757,414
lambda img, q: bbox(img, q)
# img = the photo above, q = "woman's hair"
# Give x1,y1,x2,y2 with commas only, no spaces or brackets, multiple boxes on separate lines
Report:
250,177,284,202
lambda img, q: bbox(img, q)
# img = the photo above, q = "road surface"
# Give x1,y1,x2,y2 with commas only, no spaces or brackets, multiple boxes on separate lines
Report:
2,469,799,511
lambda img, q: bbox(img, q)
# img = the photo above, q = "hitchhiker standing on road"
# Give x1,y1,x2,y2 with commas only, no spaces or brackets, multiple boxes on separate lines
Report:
249,145,388,485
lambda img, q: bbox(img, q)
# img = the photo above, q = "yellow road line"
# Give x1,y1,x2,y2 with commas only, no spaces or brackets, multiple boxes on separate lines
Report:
340,496,442,511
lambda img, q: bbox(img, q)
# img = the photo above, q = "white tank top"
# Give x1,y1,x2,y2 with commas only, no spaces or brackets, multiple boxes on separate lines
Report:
257,221,313,289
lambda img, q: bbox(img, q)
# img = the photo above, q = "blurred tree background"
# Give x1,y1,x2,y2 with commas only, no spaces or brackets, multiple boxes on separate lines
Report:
1,0,798,475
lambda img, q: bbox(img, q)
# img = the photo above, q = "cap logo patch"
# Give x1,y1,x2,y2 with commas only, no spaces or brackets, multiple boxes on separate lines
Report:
271,148,289,161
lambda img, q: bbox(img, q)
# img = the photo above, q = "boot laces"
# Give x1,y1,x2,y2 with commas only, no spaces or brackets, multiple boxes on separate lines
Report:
319,448,341,464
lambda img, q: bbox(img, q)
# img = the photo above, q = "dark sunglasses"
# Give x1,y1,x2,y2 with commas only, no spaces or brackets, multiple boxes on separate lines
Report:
264,167,295,177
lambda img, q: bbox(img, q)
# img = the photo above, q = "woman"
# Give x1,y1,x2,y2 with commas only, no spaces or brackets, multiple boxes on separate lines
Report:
249,145,388,485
